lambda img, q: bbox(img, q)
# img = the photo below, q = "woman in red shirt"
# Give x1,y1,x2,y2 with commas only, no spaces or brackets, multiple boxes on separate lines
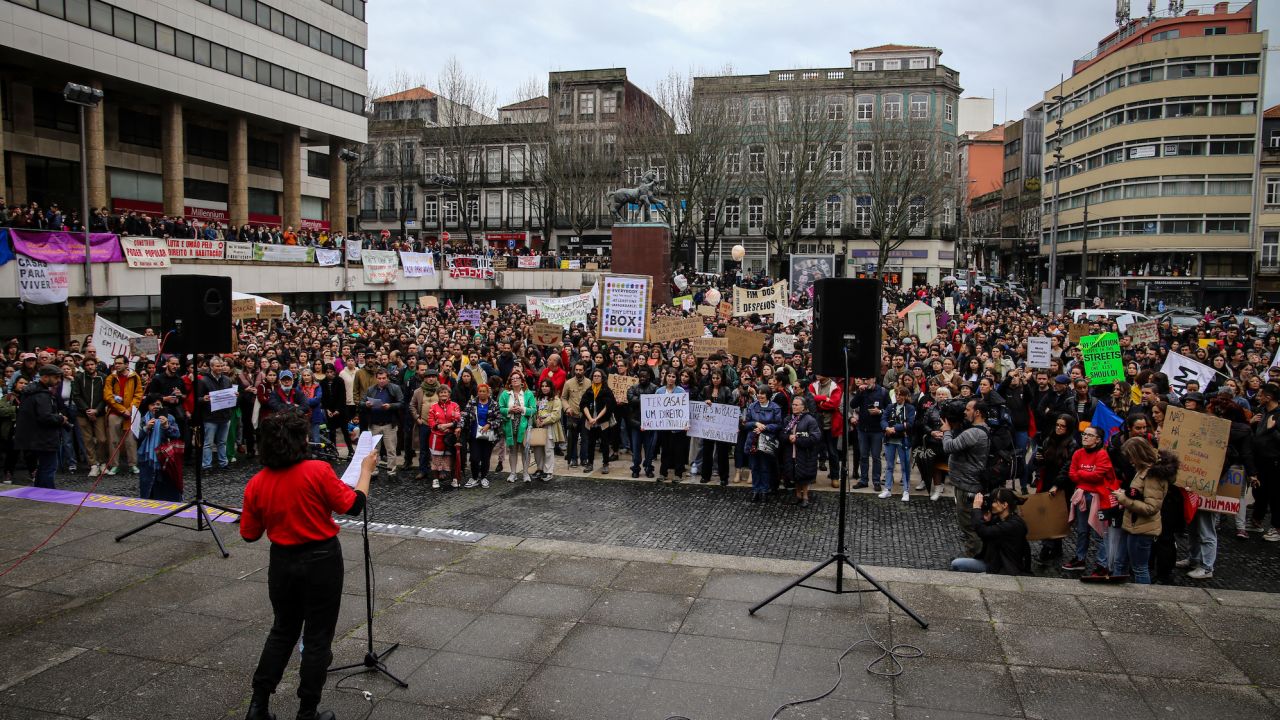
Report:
241,410,375,720
427,385,463,489
1065,426,1120,577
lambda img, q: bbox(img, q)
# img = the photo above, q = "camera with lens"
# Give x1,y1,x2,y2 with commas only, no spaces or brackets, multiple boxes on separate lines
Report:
939,399,969,428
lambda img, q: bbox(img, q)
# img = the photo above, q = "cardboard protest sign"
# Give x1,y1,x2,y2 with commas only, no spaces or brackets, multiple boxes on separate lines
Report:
726,326,768,359
129,336,160,357
1020,492,1070,541
773,333,797,355
607,373,638,399
1026,337,1052,369
1193,464,1246,516
1163,406,1231,500
1080,332,1123,385
717,301,732,321
1067,322,1089,344
641,393,689,431
232,298,257,320
1127,320,1158,345
418,295,439,309
258,303,285,319
649,317,705,344
696,304,716,317
688,402,741,443
532,321,563,347
691,337,728,358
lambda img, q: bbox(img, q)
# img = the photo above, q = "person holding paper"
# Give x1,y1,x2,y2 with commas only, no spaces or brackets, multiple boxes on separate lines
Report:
364,370,404,475
463,383,500,488
240,410,376,720
198,357,235,470
656,370,689,482
499,372,537,482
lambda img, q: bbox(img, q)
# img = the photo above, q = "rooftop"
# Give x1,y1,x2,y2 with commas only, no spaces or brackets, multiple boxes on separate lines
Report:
500,96,550,111
853,43,937,53
1263,103,1280,119
374,86,436,103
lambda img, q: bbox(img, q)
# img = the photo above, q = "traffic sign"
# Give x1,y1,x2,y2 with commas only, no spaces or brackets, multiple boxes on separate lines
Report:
440,231,451,242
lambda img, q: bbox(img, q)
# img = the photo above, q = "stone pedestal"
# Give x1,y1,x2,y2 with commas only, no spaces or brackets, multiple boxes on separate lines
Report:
611,223,671,306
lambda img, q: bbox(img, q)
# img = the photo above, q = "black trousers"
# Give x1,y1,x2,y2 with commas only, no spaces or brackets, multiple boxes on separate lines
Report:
585,425,611,467
700,440,731,483
252,537,344,711
659,431,689,477
470,437,495,479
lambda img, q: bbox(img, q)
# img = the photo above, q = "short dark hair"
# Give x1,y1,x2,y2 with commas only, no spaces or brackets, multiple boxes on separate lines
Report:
257,410,309,469
969,400,990,420
1262,382,1280,401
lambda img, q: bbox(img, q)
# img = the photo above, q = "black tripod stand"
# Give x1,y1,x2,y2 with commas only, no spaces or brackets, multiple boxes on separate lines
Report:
750,344,928,628
115,368,241,557
328,499,407,687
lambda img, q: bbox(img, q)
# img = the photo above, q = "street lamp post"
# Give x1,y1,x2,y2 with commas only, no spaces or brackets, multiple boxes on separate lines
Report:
63,82,104,298
337,148,360,294
1047,78,1065,315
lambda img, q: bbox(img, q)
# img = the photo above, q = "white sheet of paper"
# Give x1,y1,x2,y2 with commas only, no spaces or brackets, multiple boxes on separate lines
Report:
339,431,382,487
208,387,238,412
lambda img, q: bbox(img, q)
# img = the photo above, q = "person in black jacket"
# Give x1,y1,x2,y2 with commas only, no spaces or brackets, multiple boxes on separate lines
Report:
998,368,1035,491
697,370,734,485
14,365,70,488
1032,413,1078,562
197,357,235,470
579,368,616,474
782,396,822,507
950,488,1031,575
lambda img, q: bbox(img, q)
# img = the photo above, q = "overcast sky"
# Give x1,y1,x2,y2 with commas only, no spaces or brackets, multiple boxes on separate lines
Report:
366,0,1279,118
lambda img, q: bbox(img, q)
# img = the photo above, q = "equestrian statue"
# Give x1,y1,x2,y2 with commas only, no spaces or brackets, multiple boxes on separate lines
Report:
608,170,664,223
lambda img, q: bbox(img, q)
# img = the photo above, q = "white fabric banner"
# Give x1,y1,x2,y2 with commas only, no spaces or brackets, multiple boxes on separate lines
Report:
253,244,314,262
92,315,141,358
362,249,400,283
526,292,594,327
224,241,253,261
17,257,69,304
399,251,436,277
775,305,813,325
119,236,171,268
346,239,362,262
517,255,539,269
732,280,787,317
1160,352,1217,397
166,238,224,259
315,248,342,266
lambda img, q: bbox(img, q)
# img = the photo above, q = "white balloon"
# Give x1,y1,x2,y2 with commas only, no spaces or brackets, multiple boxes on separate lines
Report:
705,288,721,305
731,245,746,261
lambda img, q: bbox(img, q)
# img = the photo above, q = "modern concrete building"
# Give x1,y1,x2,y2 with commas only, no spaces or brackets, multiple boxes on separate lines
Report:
1256,104,1280,305
693,44,964,286
1040,0,1262,309
997,103,1044,284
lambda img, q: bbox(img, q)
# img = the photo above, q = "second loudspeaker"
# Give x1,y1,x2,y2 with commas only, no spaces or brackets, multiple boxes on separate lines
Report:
811,278,881,378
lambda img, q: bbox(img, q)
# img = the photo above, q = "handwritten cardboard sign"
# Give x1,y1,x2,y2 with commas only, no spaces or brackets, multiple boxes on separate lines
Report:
1068,322,1089,344
232,298,257,320
688,402,741,443
1127,320,1158,345
1163,405,1231,500
691,336,728,358
726,326,768,359
1020,492,1070,541
607,373,638,399
532,321,563,347
258,304,284,319
649,316,705,344
418,295,439,309
696,304,716,317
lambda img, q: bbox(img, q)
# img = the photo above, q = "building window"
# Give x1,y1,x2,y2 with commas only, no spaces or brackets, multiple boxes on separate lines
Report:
748,145,765,173
401,186,415,211
1264,231,1280,267
825,195,841,231
911,149,926,171
724,199,740,231
747,197,764,230
856,95,873,120
828,144,844,172
942,147,952,174
777,201,792,229
248,138,281,170
559,92,572,115
361,187,376,211
884,95,902,120
827,99,845,121
748,99,766,123
186,124,229,160
909,94,928,119
944,97,954,122
857,60,874,71
578,92,595,116
908,57,928,69
509,192,524,223
466,197,480,224
382,186,396,210
485,192,501,222
32,89,79,132
883,59,901,70
778,150,794,174
727,101,743,123
601,91,618,114
883,145,901,171
423,196,438,223
443,199,459,223
118,108,160,147
1266,178,1280,207
776,97,791,123
806,146,819,172
855,143,873,173
1151,29,1179,41
726,150,741,174
854,196,871,232
1270,130,1280,148
908,198,925,234
1204,26,1226,36
306,150,330,178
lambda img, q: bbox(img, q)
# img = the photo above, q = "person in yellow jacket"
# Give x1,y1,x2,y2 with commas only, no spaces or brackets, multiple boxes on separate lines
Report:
102,355,143,475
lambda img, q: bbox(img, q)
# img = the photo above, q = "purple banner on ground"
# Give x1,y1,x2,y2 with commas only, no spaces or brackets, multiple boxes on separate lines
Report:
0,486,238,522
9,229,124,264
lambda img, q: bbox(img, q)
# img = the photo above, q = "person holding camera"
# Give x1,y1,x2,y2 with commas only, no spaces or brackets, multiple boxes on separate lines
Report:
242,410,376,720
1100,437,1175,584
941,399,991,558
949,488,1031,575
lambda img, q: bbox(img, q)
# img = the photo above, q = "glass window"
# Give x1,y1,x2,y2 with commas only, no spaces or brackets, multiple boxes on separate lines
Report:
134,15,155,48
269,7,283,33
257,59,270,84
241,53,256,82
174,30,193,61
211,0,225,10
284,15,297,41
64,0,89,26
193,37,210,65
256,2,270,28
210,43,226,71
113,7,134,42
226,48,241,73
270,65,284,91
308,25,322,50
309,77,321,101
89,0,111,32
283,69,296,95
226,0,240,17
37,0,63,19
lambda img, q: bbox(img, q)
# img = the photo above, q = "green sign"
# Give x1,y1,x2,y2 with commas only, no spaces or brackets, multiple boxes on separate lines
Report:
1080,332,1124,386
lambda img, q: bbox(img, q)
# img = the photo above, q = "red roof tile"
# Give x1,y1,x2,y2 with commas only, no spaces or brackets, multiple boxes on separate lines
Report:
375,86,436,103
1265,104,1280,119
500,96,549,111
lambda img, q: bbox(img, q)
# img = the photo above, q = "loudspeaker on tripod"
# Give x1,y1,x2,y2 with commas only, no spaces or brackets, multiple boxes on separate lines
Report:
160,275,233,355
811,278,881,378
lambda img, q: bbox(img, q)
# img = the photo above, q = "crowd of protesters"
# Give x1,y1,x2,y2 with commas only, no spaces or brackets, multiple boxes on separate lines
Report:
2,259,1279,583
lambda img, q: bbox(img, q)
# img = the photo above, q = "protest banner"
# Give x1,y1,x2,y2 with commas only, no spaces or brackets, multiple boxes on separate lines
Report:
696,304,716,317
732,280,787,317
9,229,124,263
648,317,705,344
258,303,285,319
691,337,728,358
362,249,399,283
1163,406,1231,500
726,326,768,359
457,309,483,325
492,257,508,271
526,292,594,327
253,244,314,263
1026,337,1052,369
607,373,638,399
232,298,257,320
689,402,741,443
418,295,439,309
517,255,539,269
166,238,224,259
1080,332,1123,385
119,236,171,268
330,300,353,315
448,255,494,279
641,393,689,431
92,315,141,358
532,321,563,347
943,297,955,315
314,248,342,267
1067,322,1089,344
345,239,362,263
224,241,253,261
1020,492,1070,541
776,305,812,325
672,294,693,307
1160,353,1216,396
1192,465,1246,516
599,274,651,342
717,301,732,321
17,257,69,304
773,333,797,355
1127,320,1158,345
129,336,160,356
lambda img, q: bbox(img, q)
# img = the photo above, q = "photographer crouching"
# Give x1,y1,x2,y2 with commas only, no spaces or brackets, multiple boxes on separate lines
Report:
940,399,990,558
950,488,1032,575
241,409,377,720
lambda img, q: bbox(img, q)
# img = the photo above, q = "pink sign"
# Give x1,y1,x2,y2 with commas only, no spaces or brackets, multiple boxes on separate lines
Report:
9,229,124,263
0,486,237,523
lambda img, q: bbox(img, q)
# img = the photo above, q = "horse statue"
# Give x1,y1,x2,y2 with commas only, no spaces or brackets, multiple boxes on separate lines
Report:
608,170,663,223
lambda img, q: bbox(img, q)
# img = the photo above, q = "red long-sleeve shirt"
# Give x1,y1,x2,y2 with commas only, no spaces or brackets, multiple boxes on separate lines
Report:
1069,446,1119,508
241,459,358,546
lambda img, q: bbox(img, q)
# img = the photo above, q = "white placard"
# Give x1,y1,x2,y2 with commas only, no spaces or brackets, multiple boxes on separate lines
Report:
208,387,238,412
330,300,353,315
527,292,595,328
92,315,141,359
224,241,253,261
315,248,342,266
362,249,399,283
17,257,69,304
119,236,171,268
688,402,741,443
1026,337,1053,369
399,251,436,277
773,333,797,355
1160,352,1216,397
340,431,382,487
599,275,650,341
641,393,689,431
345,239,362,262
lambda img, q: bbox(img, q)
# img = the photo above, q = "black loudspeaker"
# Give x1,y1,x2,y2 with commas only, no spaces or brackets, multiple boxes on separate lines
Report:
160,274,233,354
812,278,881,378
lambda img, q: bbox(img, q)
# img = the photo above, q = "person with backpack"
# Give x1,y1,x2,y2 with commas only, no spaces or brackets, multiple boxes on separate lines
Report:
978,377,1016,490
942,399,991,558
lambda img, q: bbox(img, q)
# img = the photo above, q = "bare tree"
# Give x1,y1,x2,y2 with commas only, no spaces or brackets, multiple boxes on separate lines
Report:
355,70,430,240
431,57,498,245
858,114,953,283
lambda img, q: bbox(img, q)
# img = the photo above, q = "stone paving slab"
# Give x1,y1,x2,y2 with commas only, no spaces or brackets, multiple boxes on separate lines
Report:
0,497,1277,720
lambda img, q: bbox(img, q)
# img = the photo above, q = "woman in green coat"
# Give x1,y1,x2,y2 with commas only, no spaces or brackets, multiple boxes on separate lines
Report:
498,372,536,483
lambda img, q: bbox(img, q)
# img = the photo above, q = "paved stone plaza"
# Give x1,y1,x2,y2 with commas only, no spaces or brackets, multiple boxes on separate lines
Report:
1,495,1279,720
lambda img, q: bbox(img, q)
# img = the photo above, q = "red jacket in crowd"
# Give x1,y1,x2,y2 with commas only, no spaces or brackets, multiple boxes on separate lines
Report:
1069,445,1119,508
